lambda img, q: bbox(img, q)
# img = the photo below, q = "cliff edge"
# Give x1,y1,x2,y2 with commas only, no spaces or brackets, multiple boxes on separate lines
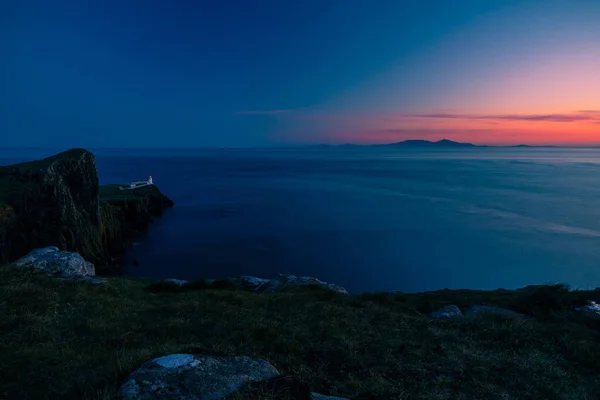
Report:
0,148,173,270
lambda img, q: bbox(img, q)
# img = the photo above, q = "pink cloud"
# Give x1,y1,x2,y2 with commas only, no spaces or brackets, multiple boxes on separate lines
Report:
265,108,600,145
413,112,600,123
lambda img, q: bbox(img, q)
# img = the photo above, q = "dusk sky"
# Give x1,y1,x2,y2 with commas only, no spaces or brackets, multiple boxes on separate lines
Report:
2,0,599,147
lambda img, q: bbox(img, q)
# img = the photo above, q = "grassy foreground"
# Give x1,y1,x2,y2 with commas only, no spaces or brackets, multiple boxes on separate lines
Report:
2,267,600,399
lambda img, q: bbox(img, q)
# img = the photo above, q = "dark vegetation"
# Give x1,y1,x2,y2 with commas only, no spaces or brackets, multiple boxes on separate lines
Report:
2,267,600,399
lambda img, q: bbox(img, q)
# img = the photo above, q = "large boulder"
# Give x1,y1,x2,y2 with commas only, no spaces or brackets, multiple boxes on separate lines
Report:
118,354,348,400
239,274,348,295
13,247,95,278
164,278,188,286
118,354,279,399
430,305,462,319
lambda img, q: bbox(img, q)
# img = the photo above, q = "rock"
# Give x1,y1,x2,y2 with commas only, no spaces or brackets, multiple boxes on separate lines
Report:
13,247,95,278
239,276,272,291
464,305,526,318
430,305,462,319
311,393,349,400
238,274,348,295
118,354,280,400
276,274,348,294
164,279,188,286
576,301,600,320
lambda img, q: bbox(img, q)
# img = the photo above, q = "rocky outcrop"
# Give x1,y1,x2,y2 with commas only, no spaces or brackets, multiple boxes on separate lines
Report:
118,354,280,399
238,274,349,295
98,184,173,267
118,353,348,400
575,301,600,319
13,246,94,278
164,278,188,286
0,149,173,271
430,305,462,319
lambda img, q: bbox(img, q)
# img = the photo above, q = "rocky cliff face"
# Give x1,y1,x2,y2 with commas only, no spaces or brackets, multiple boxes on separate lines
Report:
98,183,174,266
0,149,173,270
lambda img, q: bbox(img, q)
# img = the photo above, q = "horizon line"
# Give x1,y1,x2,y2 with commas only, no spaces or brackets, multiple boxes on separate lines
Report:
5,142,600,150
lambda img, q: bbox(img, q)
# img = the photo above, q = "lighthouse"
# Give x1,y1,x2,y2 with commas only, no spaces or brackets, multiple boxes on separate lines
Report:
148,175,153,185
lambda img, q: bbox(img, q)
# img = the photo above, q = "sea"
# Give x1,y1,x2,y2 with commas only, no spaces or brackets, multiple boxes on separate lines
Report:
3,146,600,294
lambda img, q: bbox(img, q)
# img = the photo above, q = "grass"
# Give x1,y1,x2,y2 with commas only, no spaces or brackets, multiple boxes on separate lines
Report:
2,266,600,399
99,184,161,203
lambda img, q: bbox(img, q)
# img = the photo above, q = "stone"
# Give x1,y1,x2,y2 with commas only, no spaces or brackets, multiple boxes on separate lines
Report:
13,247,95,278
239,276,272,291
464,305,526,318
276,274,349,295
430,305,462,319
118,354,280,400
164,279,188,286
153,354,195,368
237,274,348,295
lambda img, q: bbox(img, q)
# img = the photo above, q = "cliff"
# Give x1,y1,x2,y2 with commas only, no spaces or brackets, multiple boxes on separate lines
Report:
0,149,173,270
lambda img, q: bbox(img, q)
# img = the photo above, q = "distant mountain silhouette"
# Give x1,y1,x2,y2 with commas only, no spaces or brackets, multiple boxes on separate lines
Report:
307,139,478,148
305,140,573,148
377,139,476,148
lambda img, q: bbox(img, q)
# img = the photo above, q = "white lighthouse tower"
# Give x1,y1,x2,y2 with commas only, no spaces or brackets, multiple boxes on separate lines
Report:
148,175,153,185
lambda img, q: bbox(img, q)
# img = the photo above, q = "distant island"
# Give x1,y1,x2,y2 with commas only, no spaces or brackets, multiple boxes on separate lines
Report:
375,139,477,148
304,139,571,148
306,139,476,149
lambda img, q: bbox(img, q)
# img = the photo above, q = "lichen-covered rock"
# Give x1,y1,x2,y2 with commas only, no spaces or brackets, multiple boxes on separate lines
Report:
13,247,95,278
464,305,526,318
575,301,600,319
238,274,348,295
117,354,280,400
164,279,188,286
430,305,462,319
276,274,349,294
239,275,272,291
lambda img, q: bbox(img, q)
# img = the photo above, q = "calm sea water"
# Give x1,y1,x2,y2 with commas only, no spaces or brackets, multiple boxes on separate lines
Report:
3,147,600,294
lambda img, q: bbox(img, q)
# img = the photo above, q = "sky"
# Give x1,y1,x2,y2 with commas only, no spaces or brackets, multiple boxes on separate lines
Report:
1,0,599,147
